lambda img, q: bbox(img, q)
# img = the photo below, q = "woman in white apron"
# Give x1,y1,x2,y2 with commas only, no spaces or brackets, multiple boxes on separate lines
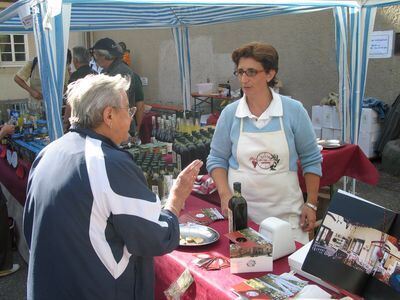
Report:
207,42,322,244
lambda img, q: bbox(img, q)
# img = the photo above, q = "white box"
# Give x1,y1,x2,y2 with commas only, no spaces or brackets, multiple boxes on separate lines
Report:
333,129,342,140
313,126,322,139
322,105,334,128
196,83,214,94
361,108,378,124
360,120,382,134
227,228,273,274
332,108,341,129
288,242,340,294
358,131,381,158
321,127,334,140
360,142,377,158
311,106,323,127
360,108,380,133
322,105,340,129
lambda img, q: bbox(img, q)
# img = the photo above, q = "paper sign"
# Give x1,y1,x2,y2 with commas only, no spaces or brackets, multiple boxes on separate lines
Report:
369,30,393,58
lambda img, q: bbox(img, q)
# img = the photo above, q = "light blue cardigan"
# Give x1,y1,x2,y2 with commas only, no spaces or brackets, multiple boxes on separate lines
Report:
206,95,322,176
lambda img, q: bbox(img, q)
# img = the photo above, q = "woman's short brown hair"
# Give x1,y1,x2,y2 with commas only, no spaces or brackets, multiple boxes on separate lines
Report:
232,42,279,87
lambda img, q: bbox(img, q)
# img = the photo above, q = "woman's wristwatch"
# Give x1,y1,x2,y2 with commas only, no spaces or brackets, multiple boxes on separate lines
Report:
304,202,318,211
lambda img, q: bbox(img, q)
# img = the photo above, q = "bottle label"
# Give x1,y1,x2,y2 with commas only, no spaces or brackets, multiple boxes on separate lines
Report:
172,150,177,164
166,142,173,153
164,175,173,196
228,208,233,233
177,154,182,171
151,185,159,196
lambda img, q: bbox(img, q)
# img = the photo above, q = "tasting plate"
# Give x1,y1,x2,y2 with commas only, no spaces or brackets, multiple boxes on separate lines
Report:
179,223,220,246
317,139,346,149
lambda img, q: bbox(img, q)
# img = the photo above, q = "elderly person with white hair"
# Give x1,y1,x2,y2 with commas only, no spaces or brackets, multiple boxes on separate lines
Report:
24,74,202,300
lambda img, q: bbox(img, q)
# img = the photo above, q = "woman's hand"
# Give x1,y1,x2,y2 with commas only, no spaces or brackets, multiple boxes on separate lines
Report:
165,160,203,216
300,204,317,232
220,193,233,217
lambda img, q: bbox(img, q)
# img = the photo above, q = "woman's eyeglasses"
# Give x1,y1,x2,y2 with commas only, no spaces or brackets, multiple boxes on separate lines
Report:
233,68,265,77
113,106,137,118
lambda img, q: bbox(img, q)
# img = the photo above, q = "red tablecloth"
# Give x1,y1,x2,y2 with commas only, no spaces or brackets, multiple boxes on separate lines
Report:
298,144,379,191
0,143,379,208
0,146,29,206
154,195,299,300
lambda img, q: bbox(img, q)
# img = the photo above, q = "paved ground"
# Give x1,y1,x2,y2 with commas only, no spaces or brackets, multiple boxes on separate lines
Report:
0,160,399,300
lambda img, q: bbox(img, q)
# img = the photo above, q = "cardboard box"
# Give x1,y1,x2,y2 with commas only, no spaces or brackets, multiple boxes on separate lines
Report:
361,107,378,124
333,129,342,140
311,105,323,127
358,131,381,158
360,121,382,134
225,228,273,274
313,126,322,139
360,108,381,133
332,108,341,129
322,105,340,129
321,127,334,140
322,105,334,128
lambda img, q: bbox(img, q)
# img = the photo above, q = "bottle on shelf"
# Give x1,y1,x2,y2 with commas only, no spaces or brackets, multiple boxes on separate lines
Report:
151,116,157,143
228,182,248,233
227,80,231,97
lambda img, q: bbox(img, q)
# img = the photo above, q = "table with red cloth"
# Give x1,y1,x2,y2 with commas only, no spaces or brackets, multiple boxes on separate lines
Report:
155,195,321,300
0,146,30,206
298,143,379,192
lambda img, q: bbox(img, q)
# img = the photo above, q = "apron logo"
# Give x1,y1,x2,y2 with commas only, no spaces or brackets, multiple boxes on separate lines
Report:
250,152,280,171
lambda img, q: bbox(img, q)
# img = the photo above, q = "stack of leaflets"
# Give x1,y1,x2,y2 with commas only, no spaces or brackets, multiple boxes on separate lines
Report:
192,253,230,271
302,190,400,299
179,208,224,225
232,272,308,299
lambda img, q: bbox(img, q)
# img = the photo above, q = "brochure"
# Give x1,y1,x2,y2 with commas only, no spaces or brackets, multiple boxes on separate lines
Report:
302,190,400,299
231,272,308,300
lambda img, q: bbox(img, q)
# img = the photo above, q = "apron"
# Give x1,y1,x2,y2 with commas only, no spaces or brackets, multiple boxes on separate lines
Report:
228,117,309,243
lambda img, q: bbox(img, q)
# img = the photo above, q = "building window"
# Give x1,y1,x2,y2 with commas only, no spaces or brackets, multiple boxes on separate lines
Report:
0,34,28,66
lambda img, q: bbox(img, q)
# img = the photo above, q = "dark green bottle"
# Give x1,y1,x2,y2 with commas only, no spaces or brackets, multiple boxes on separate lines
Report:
228,182,248,232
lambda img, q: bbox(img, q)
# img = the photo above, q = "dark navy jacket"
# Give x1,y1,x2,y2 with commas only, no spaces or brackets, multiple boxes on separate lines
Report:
23,128,179,299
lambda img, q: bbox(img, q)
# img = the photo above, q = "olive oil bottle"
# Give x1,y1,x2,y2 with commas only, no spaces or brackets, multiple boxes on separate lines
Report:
228,182,248,232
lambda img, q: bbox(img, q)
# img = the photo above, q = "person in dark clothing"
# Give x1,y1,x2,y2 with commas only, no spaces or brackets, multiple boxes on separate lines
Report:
24,74,202,299
92,38,144,139
376,93,400,155
63,46,97,131
68,46,97,83
0,124,19,278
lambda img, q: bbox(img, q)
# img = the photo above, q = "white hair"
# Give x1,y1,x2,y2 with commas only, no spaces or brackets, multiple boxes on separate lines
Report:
66,74,131,129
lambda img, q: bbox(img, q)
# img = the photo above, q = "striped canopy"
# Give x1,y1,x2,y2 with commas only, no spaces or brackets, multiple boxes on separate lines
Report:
0,0,399,141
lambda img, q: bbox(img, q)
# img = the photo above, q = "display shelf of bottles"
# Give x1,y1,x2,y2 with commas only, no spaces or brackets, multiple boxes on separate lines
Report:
149,112,215,175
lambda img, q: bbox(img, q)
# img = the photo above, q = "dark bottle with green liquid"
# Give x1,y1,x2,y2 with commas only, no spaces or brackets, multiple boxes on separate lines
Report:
228,182,248,232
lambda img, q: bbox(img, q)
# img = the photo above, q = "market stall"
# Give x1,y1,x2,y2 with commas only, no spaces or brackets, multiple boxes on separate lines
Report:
1,0,399,145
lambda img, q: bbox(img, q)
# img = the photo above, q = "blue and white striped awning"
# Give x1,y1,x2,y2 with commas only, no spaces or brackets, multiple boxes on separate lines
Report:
0,0,399,143
1,1,399,32
0,2,339,33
